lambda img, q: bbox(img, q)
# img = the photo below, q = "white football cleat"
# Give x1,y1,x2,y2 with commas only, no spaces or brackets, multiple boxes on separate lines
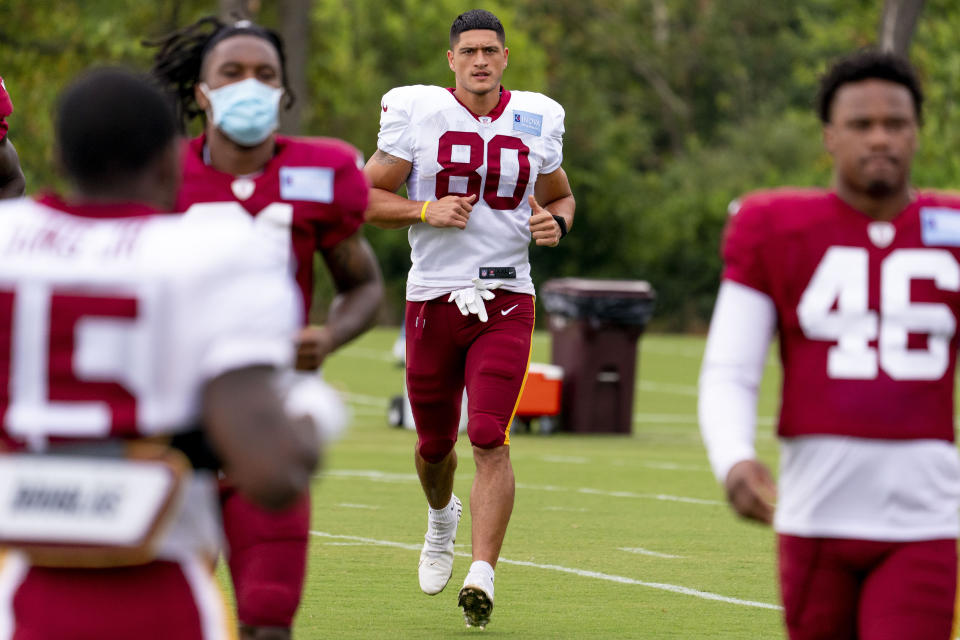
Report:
418,496,462,595
458,569,495,629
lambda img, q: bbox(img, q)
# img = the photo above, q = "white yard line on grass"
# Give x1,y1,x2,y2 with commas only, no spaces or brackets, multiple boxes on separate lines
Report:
619,547,684,559
310,531,781,611
341,392,389,408
323,470,724,506
336,503,380,509
637,380,698,396
336,347,397,363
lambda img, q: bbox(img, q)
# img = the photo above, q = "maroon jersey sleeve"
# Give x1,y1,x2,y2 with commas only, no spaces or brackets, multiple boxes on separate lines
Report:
312,140,369,252
721,194,773,296
0,77,13,140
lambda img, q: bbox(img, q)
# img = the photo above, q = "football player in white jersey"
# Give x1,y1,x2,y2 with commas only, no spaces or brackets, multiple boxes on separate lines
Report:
0,68,320,639
364,9,575,630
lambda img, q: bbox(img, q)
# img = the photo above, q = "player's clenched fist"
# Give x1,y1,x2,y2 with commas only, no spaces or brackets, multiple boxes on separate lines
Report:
422,193,477,229
528,194,561,247
296,325,335,370
724,459,777,525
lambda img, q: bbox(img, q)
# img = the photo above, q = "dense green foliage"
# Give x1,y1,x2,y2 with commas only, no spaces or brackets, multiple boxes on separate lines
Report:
2,1,958,328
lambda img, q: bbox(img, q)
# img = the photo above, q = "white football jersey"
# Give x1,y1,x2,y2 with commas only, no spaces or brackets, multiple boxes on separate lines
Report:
0,197,301,446
377,85,565,299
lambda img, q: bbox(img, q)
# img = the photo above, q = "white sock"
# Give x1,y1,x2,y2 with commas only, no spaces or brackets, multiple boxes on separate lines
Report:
467,560,494,582
428,494,459,524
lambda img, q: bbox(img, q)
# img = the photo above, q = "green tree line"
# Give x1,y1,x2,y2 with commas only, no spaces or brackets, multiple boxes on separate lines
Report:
2,0,957,329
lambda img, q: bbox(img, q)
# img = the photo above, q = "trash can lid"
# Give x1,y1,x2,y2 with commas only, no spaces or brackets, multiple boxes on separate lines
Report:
541,278,655,299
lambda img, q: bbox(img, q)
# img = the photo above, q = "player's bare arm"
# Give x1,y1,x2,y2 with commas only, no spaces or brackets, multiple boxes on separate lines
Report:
204,365,320,510
364,149,476,230
529,167,575,247
724,459,777,525
0,138,25,199
296,232,384,370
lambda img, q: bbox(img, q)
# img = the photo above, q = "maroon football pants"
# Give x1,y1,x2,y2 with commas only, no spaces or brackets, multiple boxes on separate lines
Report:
405,292,534,462
221,484,310,628
778,534,957,640
7,559,227,639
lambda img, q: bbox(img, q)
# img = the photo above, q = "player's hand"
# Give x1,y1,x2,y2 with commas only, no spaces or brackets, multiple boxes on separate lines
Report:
528,195,561,247
422,194,476,229
447,278,503,322
295,325,335,370
724,459,777,525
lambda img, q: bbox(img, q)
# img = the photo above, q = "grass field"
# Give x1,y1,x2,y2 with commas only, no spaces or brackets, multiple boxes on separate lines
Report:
246,328,790,638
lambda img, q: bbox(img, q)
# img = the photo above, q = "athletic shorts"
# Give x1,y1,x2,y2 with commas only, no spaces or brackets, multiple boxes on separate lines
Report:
778,534,957,640
0,552,233,640
405,292,535,461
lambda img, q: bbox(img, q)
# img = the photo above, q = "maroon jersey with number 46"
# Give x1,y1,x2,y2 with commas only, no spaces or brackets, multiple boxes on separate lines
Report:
723,188,960,443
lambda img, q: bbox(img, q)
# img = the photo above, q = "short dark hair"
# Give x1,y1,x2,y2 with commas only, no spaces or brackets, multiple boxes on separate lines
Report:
56,67,178,188
450,9,505,47
816,49,923,124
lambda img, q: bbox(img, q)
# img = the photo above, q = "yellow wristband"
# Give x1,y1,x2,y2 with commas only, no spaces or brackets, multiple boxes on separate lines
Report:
420,200,430,223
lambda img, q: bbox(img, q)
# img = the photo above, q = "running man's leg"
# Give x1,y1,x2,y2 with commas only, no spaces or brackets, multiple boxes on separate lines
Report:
221,485,310,639
462,293,533,566
405,299,468,595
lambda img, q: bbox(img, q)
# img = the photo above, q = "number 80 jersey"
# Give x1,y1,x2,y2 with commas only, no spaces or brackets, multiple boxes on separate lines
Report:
723,188,960,443
377,85,565,300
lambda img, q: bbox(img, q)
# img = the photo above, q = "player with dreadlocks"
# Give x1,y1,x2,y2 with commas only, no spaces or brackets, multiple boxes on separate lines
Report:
150,16,383,640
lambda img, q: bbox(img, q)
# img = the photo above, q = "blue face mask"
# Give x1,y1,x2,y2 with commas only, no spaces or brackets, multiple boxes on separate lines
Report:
202,78,284,147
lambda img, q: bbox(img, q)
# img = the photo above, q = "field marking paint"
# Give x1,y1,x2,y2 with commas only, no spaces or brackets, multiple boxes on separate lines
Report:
336,347,397,363
641,461,708,472
339,393,777,433
336,503,380,509
310,531,781,611
637,380,698,396
325,469,419,483
540,455,589,464
324,470,723,506
576,487,723,505
543,506,589,512
341,392,389,408
619,547,684,559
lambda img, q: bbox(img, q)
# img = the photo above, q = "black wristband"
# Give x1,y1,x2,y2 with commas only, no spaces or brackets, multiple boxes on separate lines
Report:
552,214,568,239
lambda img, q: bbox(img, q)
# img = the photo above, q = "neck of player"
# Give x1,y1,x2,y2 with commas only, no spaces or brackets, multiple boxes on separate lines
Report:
835,179,915,222
206,126,276,176
454,84,502,117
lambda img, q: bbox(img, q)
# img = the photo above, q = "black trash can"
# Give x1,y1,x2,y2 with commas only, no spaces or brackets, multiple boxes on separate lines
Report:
541,278,656,434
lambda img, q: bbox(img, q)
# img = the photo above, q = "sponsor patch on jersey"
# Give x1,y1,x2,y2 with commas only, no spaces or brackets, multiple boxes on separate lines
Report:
512,110,543,136
920,207,960,246
280,166,334,203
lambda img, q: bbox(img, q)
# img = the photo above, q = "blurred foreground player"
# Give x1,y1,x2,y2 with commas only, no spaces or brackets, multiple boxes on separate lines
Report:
0,68,319,639
150,17,382,640
699,50,960,640
0,75,25,198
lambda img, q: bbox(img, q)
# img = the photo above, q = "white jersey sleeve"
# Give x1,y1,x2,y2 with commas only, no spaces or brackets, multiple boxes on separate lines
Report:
377,86,423,162
539,96,565,175
698,280,776,483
